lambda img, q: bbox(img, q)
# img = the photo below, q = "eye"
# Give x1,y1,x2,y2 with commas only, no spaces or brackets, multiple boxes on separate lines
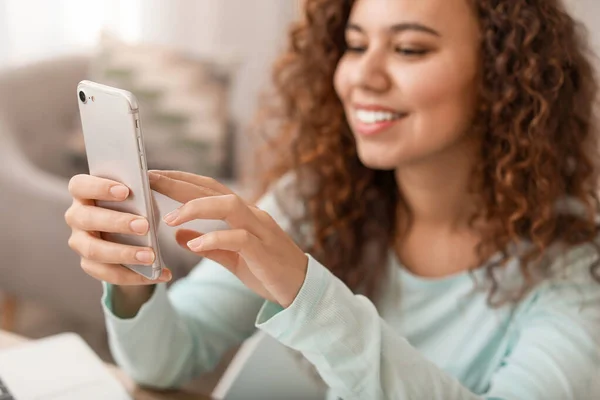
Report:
346,45,367,53
395,47,429,56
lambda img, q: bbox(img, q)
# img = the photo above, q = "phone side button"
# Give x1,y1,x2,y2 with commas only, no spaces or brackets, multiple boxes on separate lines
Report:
140,153,147,169
137,137,144,152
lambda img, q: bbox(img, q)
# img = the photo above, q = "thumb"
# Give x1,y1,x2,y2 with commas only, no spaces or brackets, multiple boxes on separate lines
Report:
175,228,241,269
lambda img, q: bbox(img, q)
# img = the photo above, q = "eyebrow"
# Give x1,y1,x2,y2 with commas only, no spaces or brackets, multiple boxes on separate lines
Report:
346,22,441,37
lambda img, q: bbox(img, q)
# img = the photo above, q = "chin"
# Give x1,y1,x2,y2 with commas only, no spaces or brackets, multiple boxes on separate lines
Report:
356,147,401,170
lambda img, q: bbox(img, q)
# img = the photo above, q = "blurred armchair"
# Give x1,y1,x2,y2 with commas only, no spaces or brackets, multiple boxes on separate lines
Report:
0,55,107,328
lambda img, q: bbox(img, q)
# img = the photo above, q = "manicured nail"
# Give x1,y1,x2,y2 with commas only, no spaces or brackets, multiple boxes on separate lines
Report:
109,185,129,199
130,218,149,234
187,237,203,251
135,250,155,264
159,269,173,282
163,209,179,224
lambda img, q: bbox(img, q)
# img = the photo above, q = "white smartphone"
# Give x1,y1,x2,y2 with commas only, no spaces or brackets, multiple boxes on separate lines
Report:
77,80,164,280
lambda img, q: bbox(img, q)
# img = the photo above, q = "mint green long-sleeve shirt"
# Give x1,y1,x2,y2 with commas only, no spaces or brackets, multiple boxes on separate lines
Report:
102,183,600,400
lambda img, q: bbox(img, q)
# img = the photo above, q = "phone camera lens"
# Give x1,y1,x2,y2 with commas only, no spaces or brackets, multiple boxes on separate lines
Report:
79,90,87,103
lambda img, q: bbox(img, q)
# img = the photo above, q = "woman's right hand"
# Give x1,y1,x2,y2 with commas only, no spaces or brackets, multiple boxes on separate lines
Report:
65,174,172,287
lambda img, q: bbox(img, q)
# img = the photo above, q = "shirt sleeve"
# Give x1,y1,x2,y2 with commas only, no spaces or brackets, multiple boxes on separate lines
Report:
256,251,600,400
102,259,263,388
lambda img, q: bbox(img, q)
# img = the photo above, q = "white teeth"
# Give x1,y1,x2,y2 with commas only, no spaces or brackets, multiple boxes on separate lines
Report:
355,109,402,124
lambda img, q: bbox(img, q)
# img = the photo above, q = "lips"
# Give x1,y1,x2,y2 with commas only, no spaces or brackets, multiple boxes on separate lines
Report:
355,109,405,124
351,104,408,136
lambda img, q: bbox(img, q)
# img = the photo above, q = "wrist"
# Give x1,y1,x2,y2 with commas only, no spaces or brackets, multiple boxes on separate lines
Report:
280,253,309,308
112,284,154,318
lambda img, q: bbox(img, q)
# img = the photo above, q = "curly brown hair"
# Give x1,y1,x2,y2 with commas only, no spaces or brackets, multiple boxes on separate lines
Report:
252,0,600,303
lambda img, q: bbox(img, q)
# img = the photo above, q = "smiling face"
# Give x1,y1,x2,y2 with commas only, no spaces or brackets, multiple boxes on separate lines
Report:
333,0,482,170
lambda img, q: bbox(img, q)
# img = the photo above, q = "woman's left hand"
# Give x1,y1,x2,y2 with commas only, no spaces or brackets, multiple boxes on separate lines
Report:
148,170,308,308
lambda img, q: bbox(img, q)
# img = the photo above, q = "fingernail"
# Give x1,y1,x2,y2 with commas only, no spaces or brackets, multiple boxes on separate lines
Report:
187,237,203,251
148,172,159,183
110,185,129,199
159,269,173,282
163,209,179,224
130,218,149,234
135,250,155,264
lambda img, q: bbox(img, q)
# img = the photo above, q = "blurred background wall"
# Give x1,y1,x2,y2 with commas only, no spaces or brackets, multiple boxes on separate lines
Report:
569,0,600,60
0,0,298,178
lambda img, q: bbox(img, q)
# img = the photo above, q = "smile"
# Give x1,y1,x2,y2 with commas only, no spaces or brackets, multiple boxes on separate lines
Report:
354,109,405,124
352,107,409,136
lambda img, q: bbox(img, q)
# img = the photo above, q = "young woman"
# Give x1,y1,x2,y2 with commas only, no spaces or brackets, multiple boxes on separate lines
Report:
65,0,600,398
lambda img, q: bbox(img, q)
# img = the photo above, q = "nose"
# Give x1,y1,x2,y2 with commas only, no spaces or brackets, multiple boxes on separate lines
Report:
351,47,391,93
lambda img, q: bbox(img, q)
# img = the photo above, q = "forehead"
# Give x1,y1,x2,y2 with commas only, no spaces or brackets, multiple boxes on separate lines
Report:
348,0,478,38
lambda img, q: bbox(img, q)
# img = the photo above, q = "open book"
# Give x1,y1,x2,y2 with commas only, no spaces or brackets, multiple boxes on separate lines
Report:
0,333,130,400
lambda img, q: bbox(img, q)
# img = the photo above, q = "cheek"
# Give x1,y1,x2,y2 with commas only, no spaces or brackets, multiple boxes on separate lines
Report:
333,58,352,101
400,56,478,128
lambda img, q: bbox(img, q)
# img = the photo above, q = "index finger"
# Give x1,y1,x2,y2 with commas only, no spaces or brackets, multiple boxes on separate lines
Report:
149,172,222,204
149,170,234,195
68,174,130,201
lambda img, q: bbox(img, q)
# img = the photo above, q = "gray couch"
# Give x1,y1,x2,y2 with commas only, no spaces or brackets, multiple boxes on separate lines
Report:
0,55,106,328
